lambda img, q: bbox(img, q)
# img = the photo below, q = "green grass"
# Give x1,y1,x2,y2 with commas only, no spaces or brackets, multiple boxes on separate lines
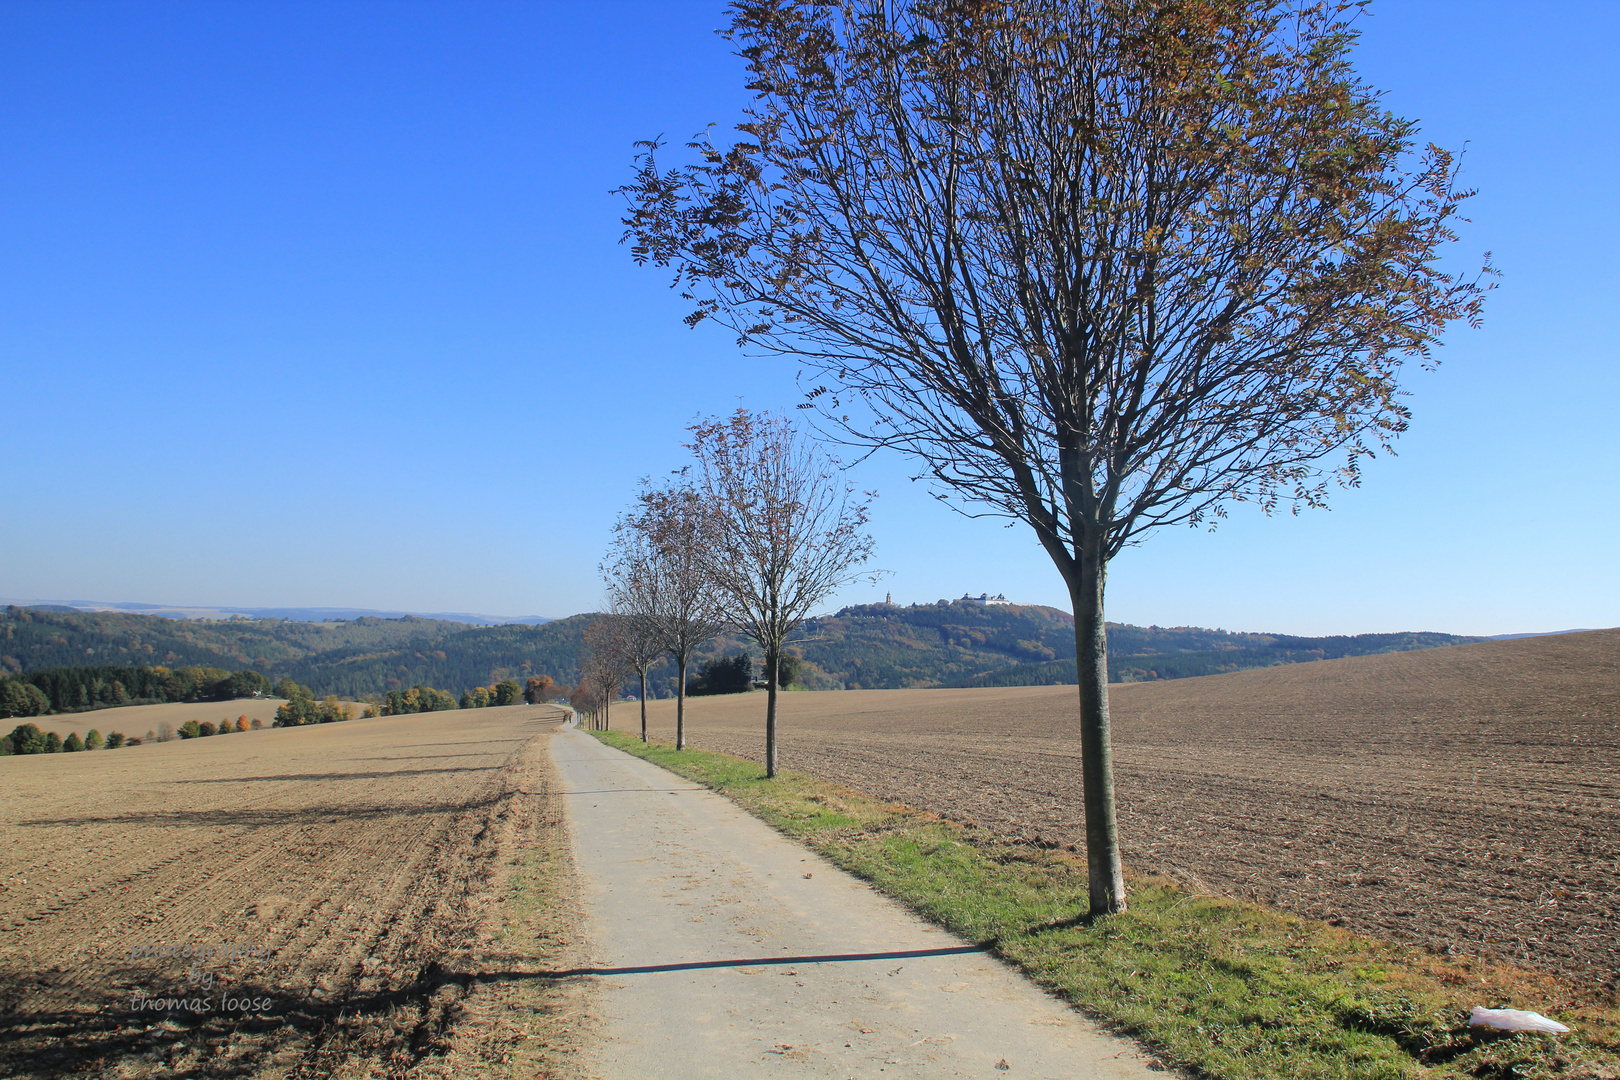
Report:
592,730,1619,1080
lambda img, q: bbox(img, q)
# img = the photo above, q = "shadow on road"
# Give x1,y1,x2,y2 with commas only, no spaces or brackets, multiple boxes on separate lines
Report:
554,787,705,796
489,944,991,979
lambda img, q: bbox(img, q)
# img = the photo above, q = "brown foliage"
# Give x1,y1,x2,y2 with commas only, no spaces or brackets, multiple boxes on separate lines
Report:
620,0,1493,917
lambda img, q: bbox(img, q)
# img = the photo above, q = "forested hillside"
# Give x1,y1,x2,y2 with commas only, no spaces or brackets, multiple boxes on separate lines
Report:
277,615,595,699
0,606,471,673
781,602,1479,688
3,602,1483,699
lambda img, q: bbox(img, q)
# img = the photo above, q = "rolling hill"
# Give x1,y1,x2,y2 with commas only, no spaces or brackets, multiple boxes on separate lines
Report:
3,602,1485,700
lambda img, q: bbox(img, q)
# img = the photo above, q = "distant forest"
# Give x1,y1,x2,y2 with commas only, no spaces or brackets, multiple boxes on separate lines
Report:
1,603,1483,702
0,663,271,717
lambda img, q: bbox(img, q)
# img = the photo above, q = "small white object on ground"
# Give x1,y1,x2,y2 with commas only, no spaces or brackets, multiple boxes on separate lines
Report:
1469,1006,1571,1034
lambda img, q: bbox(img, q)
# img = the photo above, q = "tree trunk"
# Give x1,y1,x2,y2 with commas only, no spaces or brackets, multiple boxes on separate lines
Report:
764,647,779,778
604,695,610,732
639,670,648,742
675,653,687,750
1072,552,1127,917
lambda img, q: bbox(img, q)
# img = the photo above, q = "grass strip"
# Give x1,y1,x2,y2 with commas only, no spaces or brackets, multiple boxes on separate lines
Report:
592,729,1618,1080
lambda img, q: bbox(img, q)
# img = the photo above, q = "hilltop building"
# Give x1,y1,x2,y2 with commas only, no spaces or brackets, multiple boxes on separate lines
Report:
961,592,1013,605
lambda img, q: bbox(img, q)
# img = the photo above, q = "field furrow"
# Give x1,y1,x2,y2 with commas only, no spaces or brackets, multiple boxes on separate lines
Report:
637,630,1620,990
0,704,575,1078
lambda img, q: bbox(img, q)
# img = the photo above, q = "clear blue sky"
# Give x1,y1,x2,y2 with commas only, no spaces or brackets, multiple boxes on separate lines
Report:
2,1,1615,636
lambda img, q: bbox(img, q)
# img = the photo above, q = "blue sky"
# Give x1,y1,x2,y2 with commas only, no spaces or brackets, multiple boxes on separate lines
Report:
1,1,1615,636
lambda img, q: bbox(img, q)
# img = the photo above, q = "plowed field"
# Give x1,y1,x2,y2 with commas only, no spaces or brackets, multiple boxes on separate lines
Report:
0,704,581,1078
632,629,1620,991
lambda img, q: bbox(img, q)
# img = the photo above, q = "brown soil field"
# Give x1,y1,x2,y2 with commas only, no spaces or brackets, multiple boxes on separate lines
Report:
627,629,1620,992
0,704,583,1078
19,699,300,741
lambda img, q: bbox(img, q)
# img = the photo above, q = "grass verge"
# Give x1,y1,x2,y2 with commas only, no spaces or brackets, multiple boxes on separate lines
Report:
592,729,1618,1080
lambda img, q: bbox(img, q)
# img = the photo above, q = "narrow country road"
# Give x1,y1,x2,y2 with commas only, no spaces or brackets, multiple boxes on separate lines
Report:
551,726,1156,1080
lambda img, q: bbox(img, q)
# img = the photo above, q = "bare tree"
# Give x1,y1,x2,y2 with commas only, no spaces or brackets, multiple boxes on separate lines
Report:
580,620,635,732
584,610,662,738
602,512,674,742
568,678,600,731
636,481,726,750
688,409,877,778
621,0,1492,914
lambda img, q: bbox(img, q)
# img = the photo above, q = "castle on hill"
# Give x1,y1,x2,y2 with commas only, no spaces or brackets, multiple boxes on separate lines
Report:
878,591,1015,606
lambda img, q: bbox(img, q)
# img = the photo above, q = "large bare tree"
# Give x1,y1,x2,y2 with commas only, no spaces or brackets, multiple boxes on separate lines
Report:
621,0,1492,913
687,409,877,777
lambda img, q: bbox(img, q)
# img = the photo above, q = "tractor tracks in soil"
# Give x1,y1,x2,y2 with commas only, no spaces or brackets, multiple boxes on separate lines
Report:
0,704,586,1079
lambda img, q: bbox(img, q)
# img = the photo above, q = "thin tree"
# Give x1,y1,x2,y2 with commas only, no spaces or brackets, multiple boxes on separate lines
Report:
568,679,600,730
636,481,726,750
687,409,877,778
602,514,674,742
620,0,1492,914
582,613,647,735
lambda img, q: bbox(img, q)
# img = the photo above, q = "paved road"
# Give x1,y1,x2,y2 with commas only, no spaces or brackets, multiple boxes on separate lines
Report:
551,727,1157,1080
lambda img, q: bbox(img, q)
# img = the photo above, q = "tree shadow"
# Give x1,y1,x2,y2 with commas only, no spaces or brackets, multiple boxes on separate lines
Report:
1023,913,1095,935
0,959,485,1079
486,944,990,978
176,765,500,784
18,789,508,829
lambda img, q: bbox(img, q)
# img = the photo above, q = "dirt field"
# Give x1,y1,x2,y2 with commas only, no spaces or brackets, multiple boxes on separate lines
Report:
18,699,299,741
628,629,1620,992
0,704,583,1078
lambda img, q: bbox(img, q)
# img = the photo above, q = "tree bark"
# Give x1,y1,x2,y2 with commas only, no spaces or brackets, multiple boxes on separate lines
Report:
675,653,687,750
639,670,648,742
764,647,779,778
1072,552,1127,917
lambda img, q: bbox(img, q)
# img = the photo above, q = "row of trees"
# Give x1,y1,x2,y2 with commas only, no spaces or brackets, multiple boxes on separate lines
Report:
617,0,1491,916
686,652,799,696
460,679,524,709
273,680,356,726
0,665,273,717
686,654,754,697
591,409,877,770
1,662,553,725
3,723,131,754
275,677,488,724
381,685,458,715
180,716,263,738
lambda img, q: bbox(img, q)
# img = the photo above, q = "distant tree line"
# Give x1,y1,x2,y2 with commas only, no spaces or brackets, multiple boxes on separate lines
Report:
460,679,522,709
684,653,800,696
180,716,263,738
686,654,753,697
272,678,355,726
381,685,458,715
3,722,133,755
0,605,479,679
0,664,272,718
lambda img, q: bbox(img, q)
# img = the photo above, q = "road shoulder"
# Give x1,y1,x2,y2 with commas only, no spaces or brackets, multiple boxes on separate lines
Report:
554,726,1157,1079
